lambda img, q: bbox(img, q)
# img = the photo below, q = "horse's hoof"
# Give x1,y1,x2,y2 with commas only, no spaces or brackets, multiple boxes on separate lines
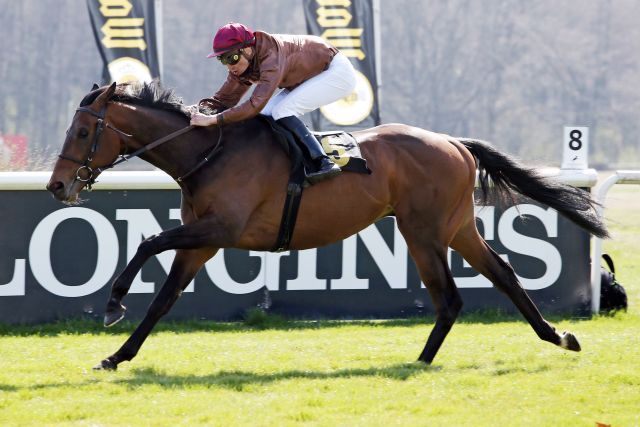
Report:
559,331,581,352
104,304,126,327
93,358,117,371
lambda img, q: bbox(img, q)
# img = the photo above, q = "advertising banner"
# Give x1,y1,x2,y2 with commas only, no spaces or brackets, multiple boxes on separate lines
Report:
303,0,381,130
86,0,161,84
0,185,591,324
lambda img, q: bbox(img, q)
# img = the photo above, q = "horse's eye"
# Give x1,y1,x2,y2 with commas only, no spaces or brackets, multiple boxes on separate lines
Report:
78,128,89,138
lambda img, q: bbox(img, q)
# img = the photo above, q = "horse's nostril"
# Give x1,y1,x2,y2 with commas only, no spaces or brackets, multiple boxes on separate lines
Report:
47,181,64,193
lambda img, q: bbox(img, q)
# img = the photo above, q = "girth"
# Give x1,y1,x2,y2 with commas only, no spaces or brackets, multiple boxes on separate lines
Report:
260,116,306,252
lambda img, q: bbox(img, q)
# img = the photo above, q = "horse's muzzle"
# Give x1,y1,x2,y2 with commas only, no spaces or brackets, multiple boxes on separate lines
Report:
46,180,69,202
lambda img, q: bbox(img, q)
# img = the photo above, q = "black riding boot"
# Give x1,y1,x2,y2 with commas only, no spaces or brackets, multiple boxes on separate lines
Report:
276,115,341,184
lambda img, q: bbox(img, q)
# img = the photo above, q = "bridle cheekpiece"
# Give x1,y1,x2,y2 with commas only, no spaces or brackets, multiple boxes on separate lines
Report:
58,105,132,190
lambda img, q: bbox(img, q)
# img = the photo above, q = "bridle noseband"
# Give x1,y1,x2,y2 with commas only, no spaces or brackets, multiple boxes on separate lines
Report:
59,103,223,191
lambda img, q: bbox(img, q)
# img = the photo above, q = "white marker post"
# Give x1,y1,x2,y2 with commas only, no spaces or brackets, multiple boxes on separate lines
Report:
561,126,589,170
561,126,599,312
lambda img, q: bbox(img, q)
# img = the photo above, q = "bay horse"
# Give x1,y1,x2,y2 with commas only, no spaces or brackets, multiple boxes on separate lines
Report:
47,82,607,371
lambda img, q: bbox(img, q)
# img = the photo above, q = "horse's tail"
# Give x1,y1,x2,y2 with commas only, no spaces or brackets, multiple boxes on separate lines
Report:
457,138,609,238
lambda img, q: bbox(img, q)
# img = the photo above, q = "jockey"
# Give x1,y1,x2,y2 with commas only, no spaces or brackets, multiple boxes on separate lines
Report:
190,22,357,184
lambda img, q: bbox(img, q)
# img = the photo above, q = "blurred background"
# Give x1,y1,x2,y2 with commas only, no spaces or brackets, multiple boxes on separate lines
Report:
1,0,639,171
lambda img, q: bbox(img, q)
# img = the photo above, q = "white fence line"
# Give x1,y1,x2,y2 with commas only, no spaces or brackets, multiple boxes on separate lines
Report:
590,170,640,313
0,168,599,190
0,171,179,190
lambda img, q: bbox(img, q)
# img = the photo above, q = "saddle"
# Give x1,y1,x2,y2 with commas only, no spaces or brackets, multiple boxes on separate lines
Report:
259,115,370,179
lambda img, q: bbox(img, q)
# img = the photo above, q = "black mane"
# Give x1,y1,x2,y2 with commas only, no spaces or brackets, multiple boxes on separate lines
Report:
80,81,189,117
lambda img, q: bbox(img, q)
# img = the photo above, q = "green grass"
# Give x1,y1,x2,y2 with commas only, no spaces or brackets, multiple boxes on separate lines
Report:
599,183,640,307
1,315,638,426
0,183,638,426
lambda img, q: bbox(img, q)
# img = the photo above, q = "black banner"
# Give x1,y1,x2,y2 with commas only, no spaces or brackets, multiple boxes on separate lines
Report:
0,187,591,324
303,0,381,130
86,0,161,84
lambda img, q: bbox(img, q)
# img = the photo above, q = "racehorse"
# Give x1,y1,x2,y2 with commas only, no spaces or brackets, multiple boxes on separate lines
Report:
47,82,608,370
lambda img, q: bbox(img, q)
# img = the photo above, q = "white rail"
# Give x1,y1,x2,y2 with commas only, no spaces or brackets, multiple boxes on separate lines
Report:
0,168,599,190
0,171,179,190
590,170,640,313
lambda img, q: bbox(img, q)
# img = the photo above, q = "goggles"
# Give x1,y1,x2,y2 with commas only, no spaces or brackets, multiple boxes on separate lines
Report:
217,50,242,66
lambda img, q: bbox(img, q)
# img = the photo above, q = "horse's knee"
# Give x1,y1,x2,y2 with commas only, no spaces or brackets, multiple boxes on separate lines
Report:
148,300,171,318
139,234,162,256
148,291,181,318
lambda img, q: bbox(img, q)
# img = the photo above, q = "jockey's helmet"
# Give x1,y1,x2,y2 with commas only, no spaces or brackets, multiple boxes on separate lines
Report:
207,22,255,58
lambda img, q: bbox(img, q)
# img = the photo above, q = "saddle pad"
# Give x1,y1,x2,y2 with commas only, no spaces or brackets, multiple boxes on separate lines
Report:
315,131,371,174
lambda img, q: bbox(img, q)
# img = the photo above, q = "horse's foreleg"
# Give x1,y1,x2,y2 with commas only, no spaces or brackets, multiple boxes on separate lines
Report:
104,242,155,326
95,247,217,370
104,215,239,326
450,223,580,351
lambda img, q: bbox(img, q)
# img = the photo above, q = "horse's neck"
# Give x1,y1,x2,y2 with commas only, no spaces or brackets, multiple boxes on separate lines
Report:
118,106,210,177
114,108,276,183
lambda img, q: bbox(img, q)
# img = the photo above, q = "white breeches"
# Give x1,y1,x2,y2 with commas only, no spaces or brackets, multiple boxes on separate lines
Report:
260,52,357,120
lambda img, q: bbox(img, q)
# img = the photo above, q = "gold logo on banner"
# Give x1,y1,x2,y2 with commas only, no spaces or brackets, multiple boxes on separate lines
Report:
321,70,374,126
108,57,152,83
99,0,147,50
314,0,374,126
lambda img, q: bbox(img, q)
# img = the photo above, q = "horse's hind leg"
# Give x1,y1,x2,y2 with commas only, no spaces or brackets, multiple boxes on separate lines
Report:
95,247,217,370
419,248,463,364
399,226,463,364
450,219,581,351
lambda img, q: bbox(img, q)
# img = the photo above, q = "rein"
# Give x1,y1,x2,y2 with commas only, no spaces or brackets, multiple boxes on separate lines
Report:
60,104,223,190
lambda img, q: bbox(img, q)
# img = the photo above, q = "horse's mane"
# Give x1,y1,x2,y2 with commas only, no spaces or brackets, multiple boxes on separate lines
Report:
80,81,189,117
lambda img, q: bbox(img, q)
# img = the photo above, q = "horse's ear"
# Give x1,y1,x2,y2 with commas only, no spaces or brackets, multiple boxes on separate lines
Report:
91,83,99,91
106,81,117,97
94,82,117,107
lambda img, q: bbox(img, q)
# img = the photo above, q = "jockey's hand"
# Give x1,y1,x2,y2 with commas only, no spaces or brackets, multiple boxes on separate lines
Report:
185,104,199,117
190,112,218,127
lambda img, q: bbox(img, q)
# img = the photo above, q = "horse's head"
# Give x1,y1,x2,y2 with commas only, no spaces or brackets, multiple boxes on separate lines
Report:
47,82,125,204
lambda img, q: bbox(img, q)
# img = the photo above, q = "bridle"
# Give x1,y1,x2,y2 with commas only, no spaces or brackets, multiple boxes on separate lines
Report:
59,103,223,190
58,105,131,190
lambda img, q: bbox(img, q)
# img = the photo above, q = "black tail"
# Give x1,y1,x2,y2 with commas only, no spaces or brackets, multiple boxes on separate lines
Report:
458,138,609,238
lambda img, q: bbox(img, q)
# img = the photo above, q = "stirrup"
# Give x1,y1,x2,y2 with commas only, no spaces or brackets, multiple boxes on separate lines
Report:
307,160,341,184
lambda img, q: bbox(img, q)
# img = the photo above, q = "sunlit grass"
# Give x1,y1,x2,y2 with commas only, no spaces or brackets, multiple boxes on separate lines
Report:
0,313,638,426
600,183,640,306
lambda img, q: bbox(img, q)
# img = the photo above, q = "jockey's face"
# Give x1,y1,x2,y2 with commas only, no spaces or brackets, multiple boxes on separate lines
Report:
225,47,251,76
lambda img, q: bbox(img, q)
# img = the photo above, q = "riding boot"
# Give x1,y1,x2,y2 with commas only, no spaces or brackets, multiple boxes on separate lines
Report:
276,115,341,184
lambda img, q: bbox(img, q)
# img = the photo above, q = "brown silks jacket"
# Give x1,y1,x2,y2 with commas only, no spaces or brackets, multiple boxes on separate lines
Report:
206,31,338,124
